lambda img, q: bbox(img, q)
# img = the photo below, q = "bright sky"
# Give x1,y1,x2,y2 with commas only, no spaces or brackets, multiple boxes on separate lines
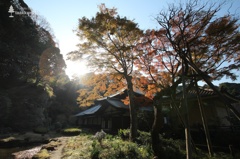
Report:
23,0,240,84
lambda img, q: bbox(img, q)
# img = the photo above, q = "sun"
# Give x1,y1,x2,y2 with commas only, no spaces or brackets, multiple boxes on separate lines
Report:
65,60,89,78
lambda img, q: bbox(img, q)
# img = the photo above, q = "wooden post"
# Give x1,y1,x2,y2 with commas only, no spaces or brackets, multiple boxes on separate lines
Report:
194,79,214,157
182,61,192,159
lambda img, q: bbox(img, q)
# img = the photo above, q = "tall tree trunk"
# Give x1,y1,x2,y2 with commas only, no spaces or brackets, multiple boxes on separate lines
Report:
151,100,164,158
194,79,213,157
125,75,138,141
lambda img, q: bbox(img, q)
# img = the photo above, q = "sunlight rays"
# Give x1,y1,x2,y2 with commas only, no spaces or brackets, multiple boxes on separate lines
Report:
65,60,89,78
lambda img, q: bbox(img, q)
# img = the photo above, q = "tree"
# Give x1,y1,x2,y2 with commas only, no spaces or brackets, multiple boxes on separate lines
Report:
156,0,240,114
68,4,143,141
39,47,67,86
135,25,184,158
219,82,240,97
0,0,57,85
149,0,240,158
76,73,125,107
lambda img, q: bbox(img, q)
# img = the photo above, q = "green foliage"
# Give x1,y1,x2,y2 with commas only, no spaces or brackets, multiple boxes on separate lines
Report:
0,0,77,133
136,130,152,145
46,87,54,98
118,129,130,140
159,135,185,159
61,128,81,136
118,129,186,158
62,133,153,159
91,137,154,159
62,133,235,159
91,140,102,159
0,0,57,84
118,129,151,145
219,82,240,97
33,126,49,134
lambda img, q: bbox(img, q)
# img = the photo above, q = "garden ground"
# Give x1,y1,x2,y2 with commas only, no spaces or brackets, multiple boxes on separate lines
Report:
3,129,240,159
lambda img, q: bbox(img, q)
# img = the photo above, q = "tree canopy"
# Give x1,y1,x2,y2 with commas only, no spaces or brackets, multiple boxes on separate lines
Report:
72,4,143,75
0,0,66,86
133,1,240,158
68,3,144,141
76,73,125,107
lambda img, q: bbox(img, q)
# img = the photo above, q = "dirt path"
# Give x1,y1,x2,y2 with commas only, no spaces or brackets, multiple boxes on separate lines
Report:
49,137,69,159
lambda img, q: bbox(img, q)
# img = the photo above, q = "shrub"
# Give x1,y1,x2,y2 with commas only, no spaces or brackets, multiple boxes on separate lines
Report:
98,138,154,159
118,129,151,145
91,140,102,159
118,129,185,158
118,129,130,140
33,126,49,134
157,135,185,159
137,130,151,145
91,131,154,159
61,128,81,136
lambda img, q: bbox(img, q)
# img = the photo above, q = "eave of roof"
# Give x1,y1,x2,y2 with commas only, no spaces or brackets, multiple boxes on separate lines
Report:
161,88,240,104
106,98,128,109
97,88,126,101
74,104,101,116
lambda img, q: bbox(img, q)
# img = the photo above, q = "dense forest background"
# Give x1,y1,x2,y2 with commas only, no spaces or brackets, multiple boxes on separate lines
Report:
0,0,240,134
0,0,81,133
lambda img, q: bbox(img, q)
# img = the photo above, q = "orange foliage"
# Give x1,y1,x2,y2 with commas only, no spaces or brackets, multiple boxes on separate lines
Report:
77,73,126,107
121,95,153,107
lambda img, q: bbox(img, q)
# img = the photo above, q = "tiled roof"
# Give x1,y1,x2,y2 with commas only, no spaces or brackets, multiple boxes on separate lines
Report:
106,98,128,109
161,88,240,104
75,104,101,116
97,88,126,101
183,89,216,98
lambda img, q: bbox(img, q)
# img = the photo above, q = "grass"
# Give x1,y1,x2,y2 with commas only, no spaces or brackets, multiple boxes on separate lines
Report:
62,135,93,159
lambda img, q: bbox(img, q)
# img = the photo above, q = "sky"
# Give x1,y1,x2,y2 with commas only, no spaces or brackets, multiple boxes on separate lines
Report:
22,0,240,85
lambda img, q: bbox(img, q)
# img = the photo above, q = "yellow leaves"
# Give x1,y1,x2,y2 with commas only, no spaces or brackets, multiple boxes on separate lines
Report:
77,73,126,107
140,77,148,85
148,84,155,90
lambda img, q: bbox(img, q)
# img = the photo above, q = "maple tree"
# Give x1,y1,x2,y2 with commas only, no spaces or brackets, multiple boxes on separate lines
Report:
154,0,240,117
69,4,143,141
136,0,240,158
135,29,183,157
76,73,125,107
